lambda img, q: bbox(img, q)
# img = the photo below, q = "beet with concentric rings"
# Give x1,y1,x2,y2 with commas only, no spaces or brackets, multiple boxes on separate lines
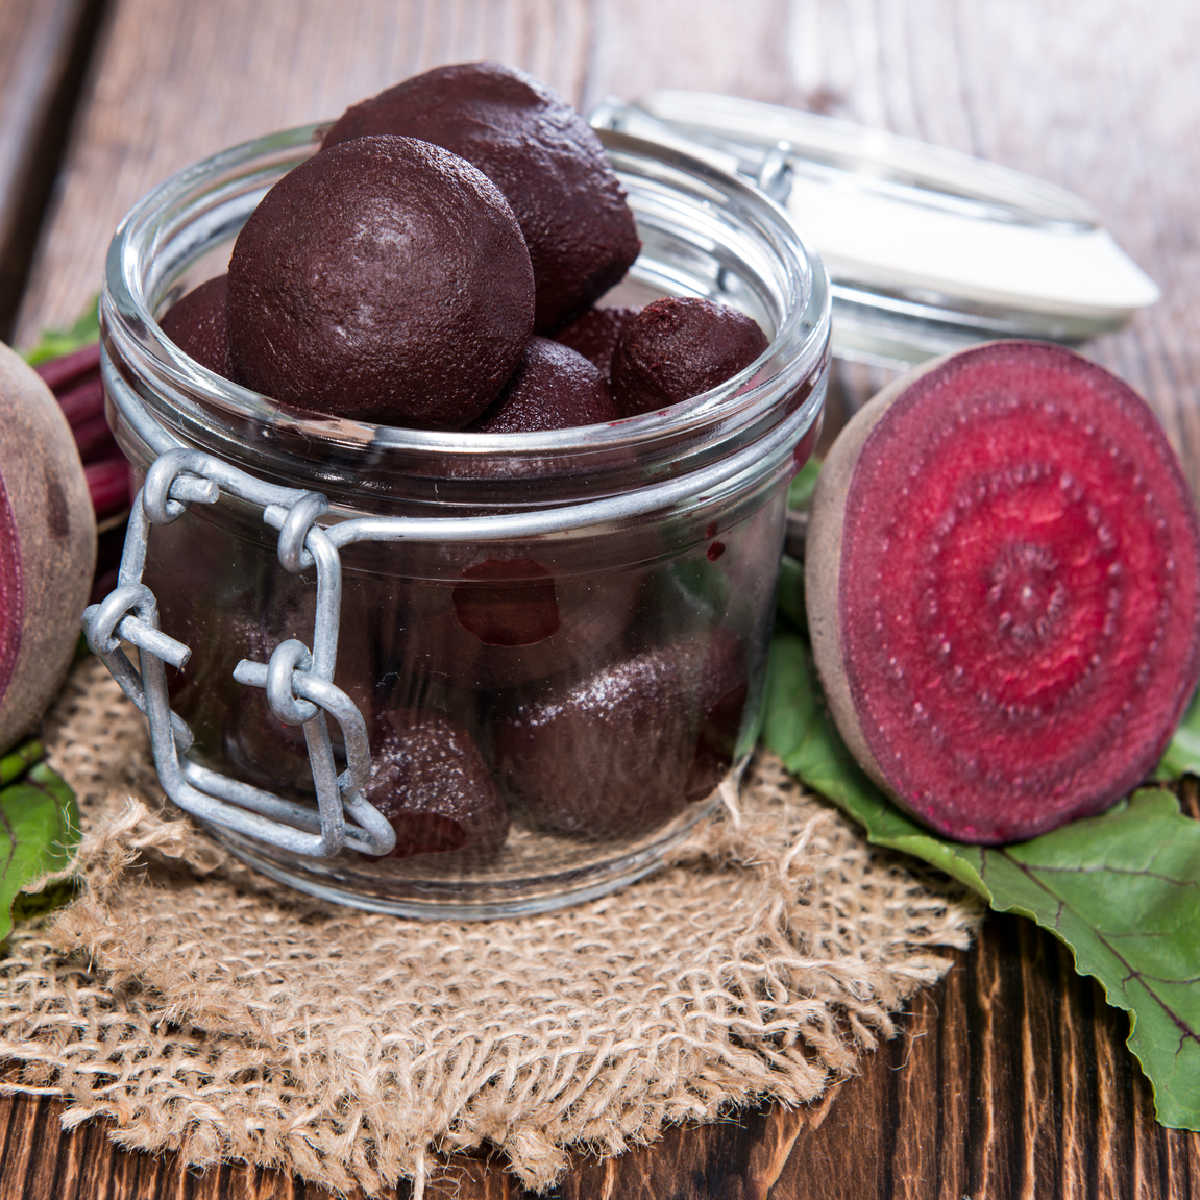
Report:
805,340,1200,844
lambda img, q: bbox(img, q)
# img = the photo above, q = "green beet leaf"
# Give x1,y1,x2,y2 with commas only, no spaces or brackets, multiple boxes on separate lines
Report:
776,554,806,634
1158,685,1200,781
22,302,100,367
786,456,822,512
0,741,79,944
762,631,1200,1131
1,738,45,787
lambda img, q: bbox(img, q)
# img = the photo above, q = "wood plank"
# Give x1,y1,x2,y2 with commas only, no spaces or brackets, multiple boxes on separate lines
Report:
0,0,103,340
5,0,1200,1197
11,0,594,349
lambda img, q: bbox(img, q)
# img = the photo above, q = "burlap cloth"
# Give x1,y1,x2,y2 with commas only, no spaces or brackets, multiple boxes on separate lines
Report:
0,658,981,1195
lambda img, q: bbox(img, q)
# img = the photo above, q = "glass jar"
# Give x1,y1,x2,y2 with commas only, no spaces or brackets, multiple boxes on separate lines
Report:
96,123,830,918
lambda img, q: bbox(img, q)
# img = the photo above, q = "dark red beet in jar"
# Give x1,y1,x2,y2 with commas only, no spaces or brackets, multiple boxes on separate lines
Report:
160,275,234,380
374,546,642,693
322,61,640,334
221,582,382,793
493,633,749,840
611,297,768,417
684,629,750,802
227,134,534,428
366,707,509,861
555,306,639,379
99,94,830,915
469,338,618,434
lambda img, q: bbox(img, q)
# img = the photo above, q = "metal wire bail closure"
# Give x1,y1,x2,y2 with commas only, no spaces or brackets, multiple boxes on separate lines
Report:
81,447,396,859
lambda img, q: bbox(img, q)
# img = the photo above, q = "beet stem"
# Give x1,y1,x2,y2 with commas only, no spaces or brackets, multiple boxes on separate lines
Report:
35,343,101,393
84,458,132,519
55,377,104,428
72,413,119,465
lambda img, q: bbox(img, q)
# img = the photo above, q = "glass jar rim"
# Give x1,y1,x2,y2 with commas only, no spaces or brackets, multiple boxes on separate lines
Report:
102,124,830,517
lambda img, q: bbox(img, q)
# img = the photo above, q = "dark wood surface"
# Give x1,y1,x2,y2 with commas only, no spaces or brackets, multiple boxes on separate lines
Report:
3,2,1200,1196
0,0,102,340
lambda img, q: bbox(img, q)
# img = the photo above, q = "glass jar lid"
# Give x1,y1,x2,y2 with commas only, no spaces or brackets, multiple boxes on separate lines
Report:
590,92,1159,368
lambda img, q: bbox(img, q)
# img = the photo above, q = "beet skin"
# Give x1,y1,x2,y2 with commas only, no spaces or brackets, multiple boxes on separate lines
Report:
494,634,747,840
160,275,234,380
469,338,618,433
611,297,768,417
0,342,96,753
366,707,508,861
556,306,639,379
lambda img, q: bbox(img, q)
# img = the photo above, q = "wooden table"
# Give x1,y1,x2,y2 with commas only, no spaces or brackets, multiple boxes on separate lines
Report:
3,2,1199,1195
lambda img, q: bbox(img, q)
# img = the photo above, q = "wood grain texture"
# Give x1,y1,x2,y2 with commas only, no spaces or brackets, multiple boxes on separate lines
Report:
0,0,102,340
4,0,1200,1196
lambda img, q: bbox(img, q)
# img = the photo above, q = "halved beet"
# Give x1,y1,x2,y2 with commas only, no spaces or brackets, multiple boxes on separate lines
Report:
0,343,97,752
806,341,1200,844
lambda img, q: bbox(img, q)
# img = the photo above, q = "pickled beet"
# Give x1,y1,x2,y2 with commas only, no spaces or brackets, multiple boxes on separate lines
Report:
222,592,380,794
493,634,748,840
376,548,639,692
366,708,508,860
452,557,560,646
322,62,639,333
469,338,617,433
611,297,768,417
227,134,533,428
160,275,233,380
555,306,638,379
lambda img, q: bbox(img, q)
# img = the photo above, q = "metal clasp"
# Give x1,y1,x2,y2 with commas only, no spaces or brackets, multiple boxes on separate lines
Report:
82,447,396,858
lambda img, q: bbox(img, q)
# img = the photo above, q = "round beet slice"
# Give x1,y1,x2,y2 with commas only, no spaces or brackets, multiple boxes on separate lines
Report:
806,340,1200,844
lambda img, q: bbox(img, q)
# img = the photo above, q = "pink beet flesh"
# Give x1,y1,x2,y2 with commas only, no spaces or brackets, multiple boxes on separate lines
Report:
836,341,1200,843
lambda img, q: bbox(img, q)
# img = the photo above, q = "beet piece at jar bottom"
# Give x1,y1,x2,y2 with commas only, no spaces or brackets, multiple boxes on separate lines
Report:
494,633,749,840
805,340,1200,844
222,597,381,795
366,708,509,861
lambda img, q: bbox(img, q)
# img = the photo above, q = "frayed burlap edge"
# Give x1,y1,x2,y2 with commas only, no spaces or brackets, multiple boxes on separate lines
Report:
0,658,982,1196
